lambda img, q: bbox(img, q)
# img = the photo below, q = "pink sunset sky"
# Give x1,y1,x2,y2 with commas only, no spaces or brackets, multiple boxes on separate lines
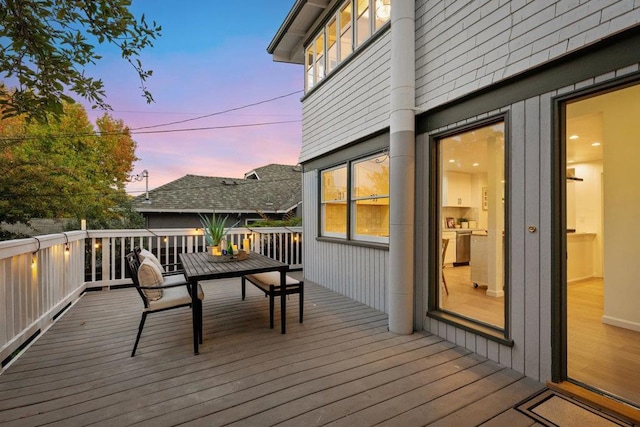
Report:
82,1,302,196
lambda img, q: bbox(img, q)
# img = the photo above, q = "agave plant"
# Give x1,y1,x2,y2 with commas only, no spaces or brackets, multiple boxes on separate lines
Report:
199,213,240,247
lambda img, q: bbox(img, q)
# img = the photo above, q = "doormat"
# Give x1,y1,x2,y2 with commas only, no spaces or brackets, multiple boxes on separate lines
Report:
515,389,634,426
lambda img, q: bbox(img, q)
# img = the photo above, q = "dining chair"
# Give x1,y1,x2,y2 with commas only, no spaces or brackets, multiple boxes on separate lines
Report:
442,238,450,296
135,246,184,276
125,252,204,356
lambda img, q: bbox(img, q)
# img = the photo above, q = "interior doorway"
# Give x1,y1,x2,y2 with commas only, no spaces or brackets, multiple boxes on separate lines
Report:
563,82,640,408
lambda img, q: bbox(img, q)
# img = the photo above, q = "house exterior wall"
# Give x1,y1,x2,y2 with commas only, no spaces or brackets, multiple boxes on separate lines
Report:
295,0,640,384
415,0,640,110
300,31,391,163
418,61,640,380
302,169,389,312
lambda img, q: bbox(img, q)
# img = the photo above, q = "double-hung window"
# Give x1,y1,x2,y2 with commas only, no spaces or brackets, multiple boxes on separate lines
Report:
320,153,389,243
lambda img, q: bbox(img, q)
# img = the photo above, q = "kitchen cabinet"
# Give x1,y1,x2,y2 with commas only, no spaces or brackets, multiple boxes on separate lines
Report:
443,171,471,207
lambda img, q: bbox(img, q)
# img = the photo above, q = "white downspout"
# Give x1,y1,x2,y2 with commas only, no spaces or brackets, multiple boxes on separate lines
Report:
388,0,415,334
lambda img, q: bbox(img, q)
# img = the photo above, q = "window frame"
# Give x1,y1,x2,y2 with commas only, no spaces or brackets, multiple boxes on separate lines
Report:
304,0,391,93
427,114,512,345
350,153,390,243
318,151,390,245
320,164,348,239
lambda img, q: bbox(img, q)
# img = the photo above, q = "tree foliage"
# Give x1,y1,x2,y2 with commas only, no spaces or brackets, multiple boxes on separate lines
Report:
0,100,142,229
0,0,161,122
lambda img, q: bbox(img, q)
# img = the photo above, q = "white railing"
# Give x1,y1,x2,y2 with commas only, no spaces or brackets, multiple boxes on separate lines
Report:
0,231,86,367
0,226,303,367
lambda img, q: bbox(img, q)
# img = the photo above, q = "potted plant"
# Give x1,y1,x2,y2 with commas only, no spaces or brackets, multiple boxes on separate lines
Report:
199,213,240,256
459,217,469,229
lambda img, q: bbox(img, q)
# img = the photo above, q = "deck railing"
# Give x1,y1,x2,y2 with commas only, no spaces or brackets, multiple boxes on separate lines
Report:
0,226,302,367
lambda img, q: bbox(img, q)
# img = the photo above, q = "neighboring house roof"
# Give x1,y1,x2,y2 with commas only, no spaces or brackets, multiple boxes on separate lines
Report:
132,164,302,214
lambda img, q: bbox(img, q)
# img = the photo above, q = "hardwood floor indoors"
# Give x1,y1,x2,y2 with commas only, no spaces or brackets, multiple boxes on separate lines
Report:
441,268,639,409
440,265,504,329
568,277,640,408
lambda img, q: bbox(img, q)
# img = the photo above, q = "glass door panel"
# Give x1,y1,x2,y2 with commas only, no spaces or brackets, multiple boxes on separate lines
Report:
565,83,640,408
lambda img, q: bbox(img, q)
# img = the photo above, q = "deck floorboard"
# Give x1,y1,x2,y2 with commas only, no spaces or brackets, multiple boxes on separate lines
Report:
0,275,544,426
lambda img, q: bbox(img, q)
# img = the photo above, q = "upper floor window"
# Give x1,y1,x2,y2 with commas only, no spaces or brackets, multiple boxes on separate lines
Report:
339,3,353,62
320,152,389,243
375,0,391,29
305,0,391,92
355,0,371,47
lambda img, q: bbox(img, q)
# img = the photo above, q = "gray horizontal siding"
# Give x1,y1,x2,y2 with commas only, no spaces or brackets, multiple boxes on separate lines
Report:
302,171,389,312
300,31,392,163
415,0,640,111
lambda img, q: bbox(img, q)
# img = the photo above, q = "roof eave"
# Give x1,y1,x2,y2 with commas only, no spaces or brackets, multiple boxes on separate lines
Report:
267,0,330,65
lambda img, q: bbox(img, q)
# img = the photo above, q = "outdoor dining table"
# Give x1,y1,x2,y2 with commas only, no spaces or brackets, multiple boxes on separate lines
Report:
179,251,290,355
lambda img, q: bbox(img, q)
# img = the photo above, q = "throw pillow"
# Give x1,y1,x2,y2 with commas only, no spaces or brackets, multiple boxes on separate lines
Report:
138,248,165,272
138,258,164,301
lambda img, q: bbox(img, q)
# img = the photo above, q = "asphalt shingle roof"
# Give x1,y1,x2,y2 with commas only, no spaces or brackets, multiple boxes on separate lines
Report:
132,164,302,214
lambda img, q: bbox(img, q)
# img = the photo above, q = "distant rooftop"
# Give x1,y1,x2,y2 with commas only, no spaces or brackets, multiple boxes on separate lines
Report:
132,164,302,214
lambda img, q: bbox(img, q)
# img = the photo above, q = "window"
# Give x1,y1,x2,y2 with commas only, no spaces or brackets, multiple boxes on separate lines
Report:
314,32,325,83
355,0,371,47
374,0,391,30
327,18,338,73
304,0,391,92
305,45,314,90
339,3,353,62
321,165,347,237
352,154,389,241
435,120,506,330
320,153,389,243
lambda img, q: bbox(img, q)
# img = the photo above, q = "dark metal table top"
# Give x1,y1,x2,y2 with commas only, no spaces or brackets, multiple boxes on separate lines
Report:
179,252,289,282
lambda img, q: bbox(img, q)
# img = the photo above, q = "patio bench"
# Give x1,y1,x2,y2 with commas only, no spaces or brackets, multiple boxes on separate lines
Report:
241,272,303,329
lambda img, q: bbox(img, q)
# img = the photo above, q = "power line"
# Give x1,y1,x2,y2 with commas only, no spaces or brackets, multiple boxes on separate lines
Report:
131,90,304,130
0,89,303,142
0,119,301,142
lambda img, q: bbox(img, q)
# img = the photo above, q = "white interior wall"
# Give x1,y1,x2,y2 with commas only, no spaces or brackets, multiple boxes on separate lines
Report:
602,88,640,331
571,161,603,277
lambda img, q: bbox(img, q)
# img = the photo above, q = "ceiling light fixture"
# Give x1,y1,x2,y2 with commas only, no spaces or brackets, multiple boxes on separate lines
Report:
569,135,579,140
591,142,601,147
472,163,479,167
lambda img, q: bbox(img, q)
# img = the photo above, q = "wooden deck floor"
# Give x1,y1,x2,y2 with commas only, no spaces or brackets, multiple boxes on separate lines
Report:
0,273,545,426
